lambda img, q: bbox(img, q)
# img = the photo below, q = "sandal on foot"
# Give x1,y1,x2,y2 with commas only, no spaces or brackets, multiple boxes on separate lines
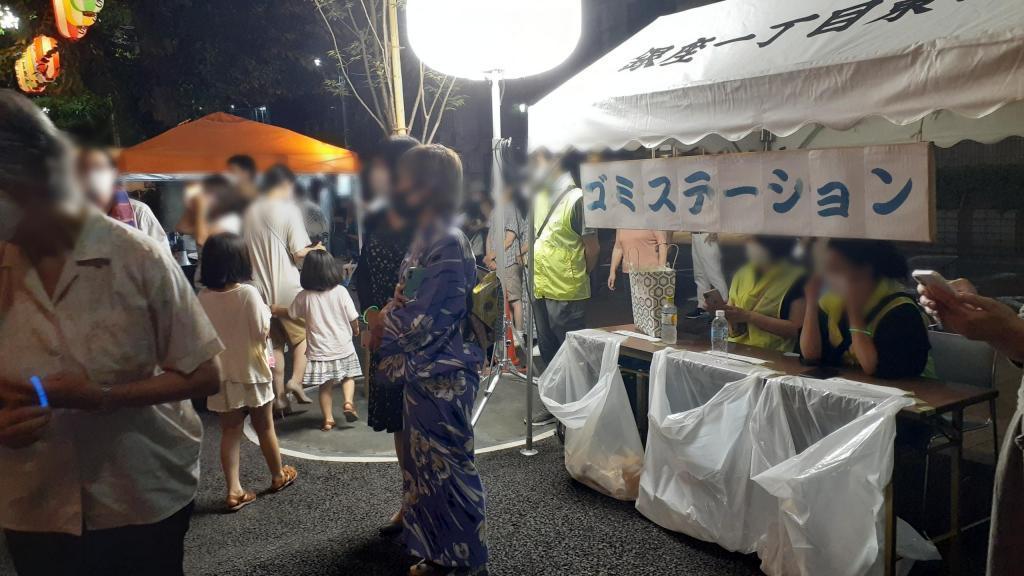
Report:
343,402,360,423
321,420,336,432
225,490,256,512
270,465,298,493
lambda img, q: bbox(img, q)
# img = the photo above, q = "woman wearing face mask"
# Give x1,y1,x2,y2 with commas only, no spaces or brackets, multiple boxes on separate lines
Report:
713,235,806,353
800,239,933,379
354,135,420,536
78,146,168,250
369,145,487,576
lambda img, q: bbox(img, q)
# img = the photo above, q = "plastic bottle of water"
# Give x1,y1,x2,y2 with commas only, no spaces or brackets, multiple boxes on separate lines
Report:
660,299,677,345
711,310,729,353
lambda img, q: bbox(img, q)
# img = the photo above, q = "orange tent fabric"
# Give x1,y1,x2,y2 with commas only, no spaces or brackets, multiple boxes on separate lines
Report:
118,112,359,175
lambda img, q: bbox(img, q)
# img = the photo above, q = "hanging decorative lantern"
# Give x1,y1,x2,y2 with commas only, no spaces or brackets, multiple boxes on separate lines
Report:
16,55,44,93
31,35,61,83
15,35,61,94
52,0,89,41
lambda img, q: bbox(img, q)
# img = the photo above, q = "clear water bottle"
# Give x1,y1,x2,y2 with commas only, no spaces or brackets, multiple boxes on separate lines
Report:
711,310,729,353
660,299,677,345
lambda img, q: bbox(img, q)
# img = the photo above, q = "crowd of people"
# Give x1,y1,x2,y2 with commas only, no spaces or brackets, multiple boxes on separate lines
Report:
1,79,1023,576
0,90,489,576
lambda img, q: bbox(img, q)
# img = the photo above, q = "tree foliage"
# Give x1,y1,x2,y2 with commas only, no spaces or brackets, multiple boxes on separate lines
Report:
0,0,328,144
313,0,465,143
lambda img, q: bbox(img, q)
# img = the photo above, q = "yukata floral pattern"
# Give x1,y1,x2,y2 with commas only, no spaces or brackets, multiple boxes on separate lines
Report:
378,222,487,569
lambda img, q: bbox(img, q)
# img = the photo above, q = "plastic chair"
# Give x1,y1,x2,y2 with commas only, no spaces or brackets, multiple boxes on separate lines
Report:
922,330,998,529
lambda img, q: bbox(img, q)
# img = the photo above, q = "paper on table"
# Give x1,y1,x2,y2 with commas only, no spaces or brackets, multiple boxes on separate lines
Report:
614,330,662,343
826,377,912,397
703,351,770,365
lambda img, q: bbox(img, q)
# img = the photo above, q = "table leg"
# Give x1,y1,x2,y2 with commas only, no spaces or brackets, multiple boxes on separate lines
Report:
885,481,896,576
948,409,963,576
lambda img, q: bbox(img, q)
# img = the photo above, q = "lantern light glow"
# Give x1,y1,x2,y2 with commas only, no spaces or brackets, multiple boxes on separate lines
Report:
406,0,582,81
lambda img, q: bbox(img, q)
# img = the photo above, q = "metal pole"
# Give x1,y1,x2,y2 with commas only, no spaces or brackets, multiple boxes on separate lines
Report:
521,99,538,457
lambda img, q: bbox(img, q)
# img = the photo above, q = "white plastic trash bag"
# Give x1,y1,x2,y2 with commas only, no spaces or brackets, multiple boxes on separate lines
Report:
751,376,921,576
636,349,777,552
538,329,644,500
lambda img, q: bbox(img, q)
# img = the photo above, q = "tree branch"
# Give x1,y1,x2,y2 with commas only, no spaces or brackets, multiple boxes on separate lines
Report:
315,1,387,133
427,77,457,144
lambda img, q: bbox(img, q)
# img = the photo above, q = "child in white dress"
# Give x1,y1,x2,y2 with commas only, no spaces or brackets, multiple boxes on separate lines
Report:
198,233,297,511
278,251,363,431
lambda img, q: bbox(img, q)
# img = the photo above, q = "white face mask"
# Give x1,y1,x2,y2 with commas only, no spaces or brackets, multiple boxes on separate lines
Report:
0,188,23,243
85,169,117,203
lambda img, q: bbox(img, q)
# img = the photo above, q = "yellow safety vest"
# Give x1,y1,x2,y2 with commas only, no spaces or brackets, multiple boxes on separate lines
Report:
821,278,936,378
728,262,805,352
534,184,589,302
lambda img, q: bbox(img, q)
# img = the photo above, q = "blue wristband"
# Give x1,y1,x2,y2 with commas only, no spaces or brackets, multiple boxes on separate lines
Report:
30,376,49,408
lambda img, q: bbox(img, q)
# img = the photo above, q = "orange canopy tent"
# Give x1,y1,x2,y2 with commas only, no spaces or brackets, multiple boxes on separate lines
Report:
118,112,359,178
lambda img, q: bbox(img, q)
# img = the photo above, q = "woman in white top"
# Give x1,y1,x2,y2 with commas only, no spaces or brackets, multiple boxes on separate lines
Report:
198,233,297,511
277,251,362,431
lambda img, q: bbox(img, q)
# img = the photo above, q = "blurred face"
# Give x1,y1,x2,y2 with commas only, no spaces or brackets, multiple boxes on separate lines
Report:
368,158,392,201
227,164,254,187
822,248,873,299
528,153,555,186
392,168,427,221
78,149,118,209
744,240,772,268
7,156,84,252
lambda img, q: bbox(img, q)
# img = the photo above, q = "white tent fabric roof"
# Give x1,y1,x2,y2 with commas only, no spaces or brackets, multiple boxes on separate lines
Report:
529,0,1024,151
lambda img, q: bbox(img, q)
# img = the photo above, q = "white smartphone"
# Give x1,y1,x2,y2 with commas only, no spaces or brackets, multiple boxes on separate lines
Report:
912,269,955,296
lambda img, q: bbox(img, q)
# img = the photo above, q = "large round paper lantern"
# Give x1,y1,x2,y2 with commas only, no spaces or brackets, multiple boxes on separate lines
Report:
15,35,60,94
52,0,90,40
406,0,582,81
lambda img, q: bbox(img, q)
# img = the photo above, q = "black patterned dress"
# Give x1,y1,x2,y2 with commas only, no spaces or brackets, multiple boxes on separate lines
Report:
356,210,413,433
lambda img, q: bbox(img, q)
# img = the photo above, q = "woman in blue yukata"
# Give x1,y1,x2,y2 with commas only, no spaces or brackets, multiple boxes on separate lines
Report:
371,144,488,576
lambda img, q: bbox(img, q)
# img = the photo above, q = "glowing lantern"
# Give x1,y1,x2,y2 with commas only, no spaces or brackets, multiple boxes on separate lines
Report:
15,35,61,94
16,55,43,93
52,0,90,40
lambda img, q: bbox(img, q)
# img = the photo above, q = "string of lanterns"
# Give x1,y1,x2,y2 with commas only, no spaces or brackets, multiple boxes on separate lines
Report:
13,0,106,94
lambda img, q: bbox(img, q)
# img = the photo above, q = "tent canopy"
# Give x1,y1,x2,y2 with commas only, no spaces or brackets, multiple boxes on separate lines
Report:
119,112,359,177
529,0,1024,152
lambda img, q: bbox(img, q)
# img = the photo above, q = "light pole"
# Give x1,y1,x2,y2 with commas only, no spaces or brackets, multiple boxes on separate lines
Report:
407,0,582,456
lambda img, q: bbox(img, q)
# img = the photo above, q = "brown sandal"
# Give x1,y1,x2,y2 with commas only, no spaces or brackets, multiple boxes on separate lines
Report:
270,465,298,493
225,490,257,512
321,420,336,432
343,402,360,423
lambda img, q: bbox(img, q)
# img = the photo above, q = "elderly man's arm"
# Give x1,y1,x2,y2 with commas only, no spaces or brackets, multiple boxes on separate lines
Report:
33,358,221,411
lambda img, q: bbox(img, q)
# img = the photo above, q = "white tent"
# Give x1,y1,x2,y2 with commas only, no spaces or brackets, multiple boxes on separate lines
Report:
529,0,1024,152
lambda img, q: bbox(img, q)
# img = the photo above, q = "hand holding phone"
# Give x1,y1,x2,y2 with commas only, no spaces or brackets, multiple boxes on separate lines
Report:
703,289,726,311
403,267,426,300
912,270,955,297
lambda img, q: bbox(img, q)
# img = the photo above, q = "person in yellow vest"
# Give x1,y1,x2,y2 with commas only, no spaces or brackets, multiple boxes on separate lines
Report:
800,239,933,379
709,236,806,353
529,152,599,425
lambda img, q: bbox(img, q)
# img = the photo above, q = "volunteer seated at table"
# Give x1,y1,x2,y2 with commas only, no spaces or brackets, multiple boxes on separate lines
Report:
799,239,933,379
607,229,669,290
707,235,806,353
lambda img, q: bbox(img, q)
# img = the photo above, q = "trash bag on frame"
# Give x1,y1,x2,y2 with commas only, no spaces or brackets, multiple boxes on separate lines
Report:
750,376,929,576
636,349,777,552
538,329,644,500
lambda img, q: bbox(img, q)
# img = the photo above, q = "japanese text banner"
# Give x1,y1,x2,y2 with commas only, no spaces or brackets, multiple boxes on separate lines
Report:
580,143,934,242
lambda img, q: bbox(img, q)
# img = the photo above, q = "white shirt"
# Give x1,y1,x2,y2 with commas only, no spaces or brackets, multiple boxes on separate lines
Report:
289,286,359,360
129,198,169,253
0,210,224,535
243,197,310,307
198,284,272,385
